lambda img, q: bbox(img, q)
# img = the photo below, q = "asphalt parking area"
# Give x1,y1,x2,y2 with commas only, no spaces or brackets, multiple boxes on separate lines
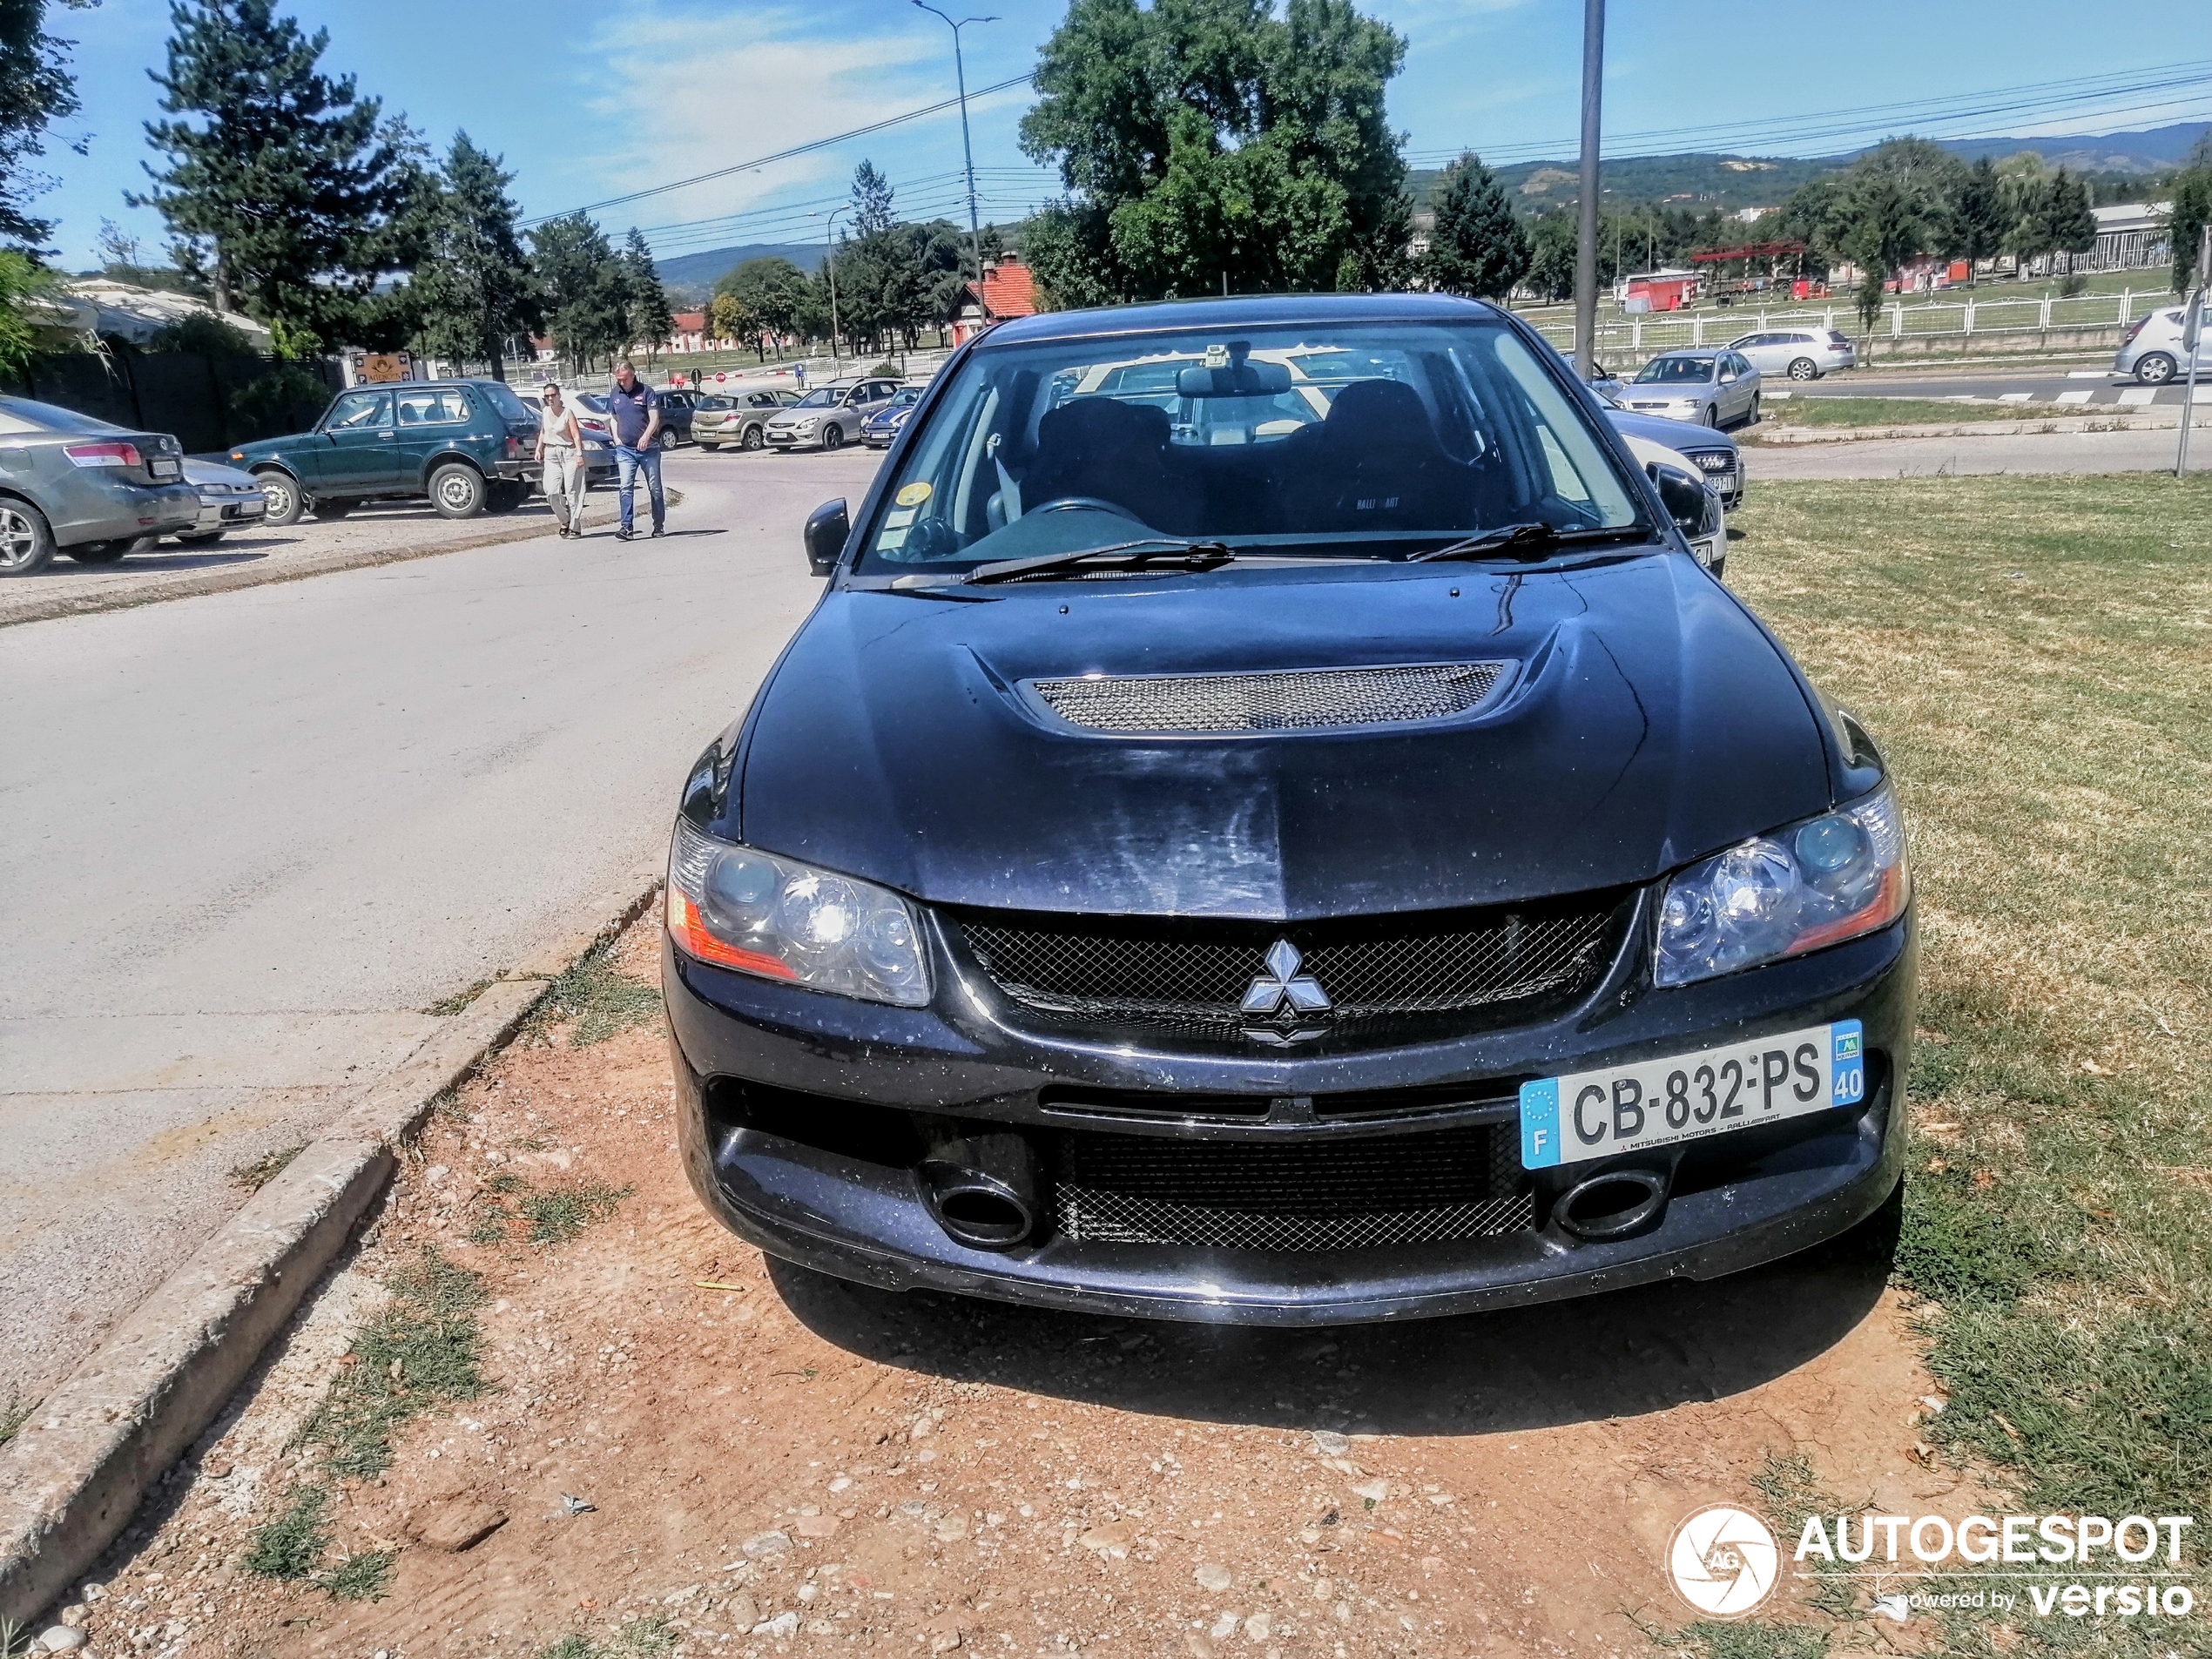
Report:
62,914,1966,1659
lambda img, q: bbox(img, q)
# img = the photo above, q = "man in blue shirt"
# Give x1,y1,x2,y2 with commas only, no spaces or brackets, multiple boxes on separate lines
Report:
604,361,665,540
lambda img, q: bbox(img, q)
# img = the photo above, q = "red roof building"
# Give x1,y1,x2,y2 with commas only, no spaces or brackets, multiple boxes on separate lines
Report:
951,257,1036,345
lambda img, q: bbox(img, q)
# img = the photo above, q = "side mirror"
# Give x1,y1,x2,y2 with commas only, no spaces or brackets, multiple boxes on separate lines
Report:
1648,462,1720,543
804,497,850,577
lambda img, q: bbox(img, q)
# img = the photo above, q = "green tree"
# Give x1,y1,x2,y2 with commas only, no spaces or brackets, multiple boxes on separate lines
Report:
1421,151,1527,301
707,287,758,359
1947,156,2011,286
530,212,624,374
1829,138,1960,333
407,132,537,379
133,0,410,337
1018,0,1408,301
619,226,671,361
721,255,809,353
2168,138,2212,295
0,246,73,373
850,159,895,237
1,0,97,250
1522,212,1576,303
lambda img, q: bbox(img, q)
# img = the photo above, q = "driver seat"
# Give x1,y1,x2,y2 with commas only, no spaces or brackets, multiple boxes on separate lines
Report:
1021,397,1188,529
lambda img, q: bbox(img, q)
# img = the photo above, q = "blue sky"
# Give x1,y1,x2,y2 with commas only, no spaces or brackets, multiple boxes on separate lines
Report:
30,0,2212,273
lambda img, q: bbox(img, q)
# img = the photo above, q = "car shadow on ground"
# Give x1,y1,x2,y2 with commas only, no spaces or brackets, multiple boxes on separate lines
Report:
769,1251,1889,1436
47,547,280,577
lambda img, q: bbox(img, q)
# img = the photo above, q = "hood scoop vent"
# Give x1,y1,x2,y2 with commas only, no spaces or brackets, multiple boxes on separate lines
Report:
1028,661,1509,735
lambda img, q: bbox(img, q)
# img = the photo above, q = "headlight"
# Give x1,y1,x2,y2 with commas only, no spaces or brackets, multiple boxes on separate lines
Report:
792,415,819,429
1655,787,1909,988
665,819,930,1007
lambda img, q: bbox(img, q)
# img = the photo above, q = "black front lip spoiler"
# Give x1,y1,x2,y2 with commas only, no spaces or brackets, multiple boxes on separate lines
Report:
664,913,1915,1326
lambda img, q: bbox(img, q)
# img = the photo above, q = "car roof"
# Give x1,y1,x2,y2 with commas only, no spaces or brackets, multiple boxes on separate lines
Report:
977,290,1505,347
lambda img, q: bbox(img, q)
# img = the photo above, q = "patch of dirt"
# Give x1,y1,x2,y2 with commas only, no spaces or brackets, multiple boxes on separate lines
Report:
70,917,1978,1658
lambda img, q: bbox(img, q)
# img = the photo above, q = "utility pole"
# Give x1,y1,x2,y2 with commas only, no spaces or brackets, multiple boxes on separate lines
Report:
1573,0,1606,380
914,2,998,279
2177,222,2208,478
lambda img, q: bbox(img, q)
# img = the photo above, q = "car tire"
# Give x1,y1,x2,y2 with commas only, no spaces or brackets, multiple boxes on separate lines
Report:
429,462,488,519
310,498,353,520
485,480,524,514
66,540,132,564
821,424,844,452
2134,352,2177,386
176,530,226,545
698,442,719,453
658,428,678,451
0,497,56,576
743,426,765,452
255,469,304,526
1787,357,1818,381
1703,406,1719,427
1746,394,1760,426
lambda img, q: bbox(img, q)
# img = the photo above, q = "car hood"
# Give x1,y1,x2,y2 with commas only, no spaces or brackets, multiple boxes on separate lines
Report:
730,555,1835,921
1606,408,1736,455
182,456,261,488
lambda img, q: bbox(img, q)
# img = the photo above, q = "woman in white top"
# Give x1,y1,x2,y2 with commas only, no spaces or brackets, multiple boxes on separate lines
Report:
536,382,588,538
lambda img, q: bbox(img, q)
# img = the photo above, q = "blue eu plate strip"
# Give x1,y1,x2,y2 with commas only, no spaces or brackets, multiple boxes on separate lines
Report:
1519,1077,1561,1170
1831,1019,1865,1106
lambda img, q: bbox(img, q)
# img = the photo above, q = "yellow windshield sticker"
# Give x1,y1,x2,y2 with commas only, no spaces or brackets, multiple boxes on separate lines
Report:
895,482,933,508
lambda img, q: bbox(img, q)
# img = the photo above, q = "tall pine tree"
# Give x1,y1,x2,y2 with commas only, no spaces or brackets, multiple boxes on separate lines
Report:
411,132,538,380
133,0,408,339
1423,152,1528,301
1948,157,2010,286
851,159,895,236
531,212,624,374
620,226,671,362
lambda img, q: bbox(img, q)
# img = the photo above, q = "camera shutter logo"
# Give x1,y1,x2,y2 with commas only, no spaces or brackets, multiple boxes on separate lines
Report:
1668,1504,1780,1617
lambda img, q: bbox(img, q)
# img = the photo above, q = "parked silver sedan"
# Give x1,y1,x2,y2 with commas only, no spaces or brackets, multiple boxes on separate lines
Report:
171,456,269,544
1619,350,1763,428
1726,327,1856,381
0,395,198,576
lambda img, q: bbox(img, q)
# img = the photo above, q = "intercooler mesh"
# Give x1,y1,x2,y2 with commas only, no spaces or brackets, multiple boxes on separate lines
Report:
1052,1123,1534,1251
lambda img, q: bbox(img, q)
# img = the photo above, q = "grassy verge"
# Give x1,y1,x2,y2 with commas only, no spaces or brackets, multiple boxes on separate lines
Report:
1732,474,2212,1655
1760,396,2066,428
529,941,664,1047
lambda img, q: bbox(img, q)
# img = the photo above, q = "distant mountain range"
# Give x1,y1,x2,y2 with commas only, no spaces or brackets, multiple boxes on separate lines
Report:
653,241,824,302
1410,121,2209,216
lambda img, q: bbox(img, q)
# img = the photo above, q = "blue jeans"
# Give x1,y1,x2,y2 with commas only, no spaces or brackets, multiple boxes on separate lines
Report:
613,445,664,533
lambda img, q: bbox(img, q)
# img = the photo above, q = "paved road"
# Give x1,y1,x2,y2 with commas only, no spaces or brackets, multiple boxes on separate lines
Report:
0,446,878,1413
1789,365,2202,408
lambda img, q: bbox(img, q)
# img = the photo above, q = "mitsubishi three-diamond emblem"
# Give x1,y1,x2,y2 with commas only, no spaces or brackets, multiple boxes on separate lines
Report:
1240,940,1332,1020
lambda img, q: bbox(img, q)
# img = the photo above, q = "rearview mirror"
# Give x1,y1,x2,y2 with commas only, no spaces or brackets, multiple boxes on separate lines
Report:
1177,360,1293,398
804,497,849,577
1648,462,1721,543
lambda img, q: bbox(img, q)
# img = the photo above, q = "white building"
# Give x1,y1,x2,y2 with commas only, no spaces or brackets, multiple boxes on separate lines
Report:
56,280,275,348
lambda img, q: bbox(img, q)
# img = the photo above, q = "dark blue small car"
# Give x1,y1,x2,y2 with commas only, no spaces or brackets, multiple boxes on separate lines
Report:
860,385,923,448
662,293,1914,1325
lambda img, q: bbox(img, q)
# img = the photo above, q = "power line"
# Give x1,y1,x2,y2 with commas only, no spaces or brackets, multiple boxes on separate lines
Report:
520,72,1036,227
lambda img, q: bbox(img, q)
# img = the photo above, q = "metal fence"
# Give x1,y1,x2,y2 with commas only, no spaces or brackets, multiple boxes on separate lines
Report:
1526,287,2182,366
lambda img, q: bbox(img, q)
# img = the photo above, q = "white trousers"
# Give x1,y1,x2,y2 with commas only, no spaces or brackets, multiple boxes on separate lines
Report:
543,446,587,530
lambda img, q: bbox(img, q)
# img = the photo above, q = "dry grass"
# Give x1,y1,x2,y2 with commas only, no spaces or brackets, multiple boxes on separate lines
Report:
1759,395,2068,429
1731,474,2212,1653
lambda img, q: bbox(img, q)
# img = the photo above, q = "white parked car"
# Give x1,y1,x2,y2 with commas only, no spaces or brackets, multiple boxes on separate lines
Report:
2114,300,2209,386
1725,327,1856,381
1620,350,1762,428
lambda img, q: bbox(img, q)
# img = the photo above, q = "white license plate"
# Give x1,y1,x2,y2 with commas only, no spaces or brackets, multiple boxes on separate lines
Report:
150,457,180,480
1520,1020,1864,1170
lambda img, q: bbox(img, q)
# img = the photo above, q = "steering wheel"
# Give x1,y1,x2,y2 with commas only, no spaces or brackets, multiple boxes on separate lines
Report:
1028,496,1145,523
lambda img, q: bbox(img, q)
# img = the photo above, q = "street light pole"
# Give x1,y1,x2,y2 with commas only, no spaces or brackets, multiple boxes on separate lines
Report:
1573,0,1606,381
813,206,850,367
913,2,998,278
2176,222,2208,478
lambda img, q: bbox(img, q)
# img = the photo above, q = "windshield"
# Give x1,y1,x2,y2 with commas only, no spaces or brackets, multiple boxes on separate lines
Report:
856,317,1644,572
482,381,533,421
792,388,844,408
1634,356,1717,385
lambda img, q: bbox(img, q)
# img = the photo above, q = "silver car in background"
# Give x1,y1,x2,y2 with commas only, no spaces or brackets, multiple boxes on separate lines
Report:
0,395,198,576
1620,350,1763,428
2114,300,2209,385
170,456,268,545
1726,327,1856,381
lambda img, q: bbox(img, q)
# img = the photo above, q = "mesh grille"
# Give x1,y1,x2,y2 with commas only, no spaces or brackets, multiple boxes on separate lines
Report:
1053,1123,1533,1250
1030,663,1507,734
958,901,1617,1040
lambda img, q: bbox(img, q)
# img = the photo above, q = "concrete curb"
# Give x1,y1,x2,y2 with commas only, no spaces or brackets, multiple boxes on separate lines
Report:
0,488,688,632
0,877,664,1622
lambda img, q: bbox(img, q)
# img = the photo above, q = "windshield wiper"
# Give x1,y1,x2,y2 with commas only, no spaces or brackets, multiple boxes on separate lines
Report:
1409,523,1653,564
963,537,1236,586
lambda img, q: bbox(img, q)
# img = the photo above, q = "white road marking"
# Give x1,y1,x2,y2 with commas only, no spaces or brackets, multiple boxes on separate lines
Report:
2192,384,2212,404
2118,388,2158,405
2066,369,2107,379
2055,390,2094,405
1998,393,2033,403
1767,389,1791,400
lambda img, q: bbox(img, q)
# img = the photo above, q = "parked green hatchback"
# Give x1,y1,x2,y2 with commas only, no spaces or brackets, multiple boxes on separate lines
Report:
227,379,543,524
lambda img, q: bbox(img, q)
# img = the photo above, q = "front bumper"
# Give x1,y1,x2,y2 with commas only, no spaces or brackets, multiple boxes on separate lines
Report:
189,492,266,535
666,898,1916,1325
